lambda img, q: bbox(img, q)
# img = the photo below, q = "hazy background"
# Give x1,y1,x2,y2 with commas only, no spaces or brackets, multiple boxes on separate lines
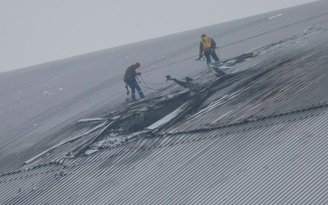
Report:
0,0,318,72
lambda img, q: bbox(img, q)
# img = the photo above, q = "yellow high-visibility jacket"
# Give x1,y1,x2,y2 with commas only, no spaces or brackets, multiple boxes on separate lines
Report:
199,37,217,55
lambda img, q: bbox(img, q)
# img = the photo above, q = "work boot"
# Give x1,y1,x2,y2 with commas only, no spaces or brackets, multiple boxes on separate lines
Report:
131,94,136,101
138,90,145,99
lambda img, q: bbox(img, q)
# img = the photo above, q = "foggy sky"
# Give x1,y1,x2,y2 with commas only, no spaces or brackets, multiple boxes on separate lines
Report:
0,0,318,72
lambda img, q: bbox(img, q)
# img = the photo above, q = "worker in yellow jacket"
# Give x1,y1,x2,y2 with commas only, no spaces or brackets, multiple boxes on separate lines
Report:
199,34,220,65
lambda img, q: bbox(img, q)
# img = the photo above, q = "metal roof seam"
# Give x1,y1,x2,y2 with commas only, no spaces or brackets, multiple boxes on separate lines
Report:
0,167,62,184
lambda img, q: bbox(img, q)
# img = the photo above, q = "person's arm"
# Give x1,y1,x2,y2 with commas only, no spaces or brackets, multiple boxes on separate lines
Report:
211,38,217,49
199,42,204,57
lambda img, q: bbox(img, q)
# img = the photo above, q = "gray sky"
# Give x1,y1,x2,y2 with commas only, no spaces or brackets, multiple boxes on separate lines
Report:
0,0,317,72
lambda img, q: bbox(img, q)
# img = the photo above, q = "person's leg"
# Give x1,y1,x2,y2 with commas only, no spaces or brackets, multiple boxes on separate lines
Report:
128,83,136,100
211,50,220,62
134,80,144,99
203,52,213,73
202,53,213,74
204,52,211,64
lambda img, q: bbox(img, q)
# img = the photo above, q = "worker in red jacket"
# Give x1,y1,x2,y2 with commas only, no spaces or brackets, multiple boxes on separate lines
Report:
123,62,145,101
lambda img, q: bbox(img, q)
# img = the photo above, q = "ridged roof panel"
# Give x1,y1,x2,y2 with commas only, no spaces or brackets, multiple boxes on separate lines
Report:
1,1,328,204
1,106,327,204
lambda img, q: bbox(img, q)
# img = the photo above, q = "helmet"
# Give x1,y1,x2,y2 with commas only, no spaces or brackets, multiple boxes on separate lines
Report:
134,62,140,68
201,34,207,37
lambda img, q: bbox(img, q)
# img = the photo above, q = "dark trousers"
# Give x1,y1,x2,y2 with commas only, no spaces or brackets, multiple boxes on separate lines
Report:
128,78,144,100
204,49,220,64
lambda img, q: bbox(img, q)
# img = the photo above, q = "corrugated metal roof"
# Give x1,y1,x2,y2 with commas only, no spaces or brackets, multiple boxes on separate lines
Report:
1,1,328,204
1,106,327,204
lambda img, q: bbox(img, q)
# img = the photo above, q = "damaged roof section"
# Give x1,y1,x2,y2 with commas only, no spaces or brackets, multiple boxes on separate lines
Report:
17,51,259,166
